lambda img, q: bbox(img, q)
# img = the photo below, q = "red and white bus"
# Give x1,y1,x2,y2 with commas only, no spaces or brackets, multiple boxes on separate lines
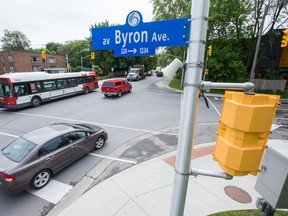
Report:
0,71,98,109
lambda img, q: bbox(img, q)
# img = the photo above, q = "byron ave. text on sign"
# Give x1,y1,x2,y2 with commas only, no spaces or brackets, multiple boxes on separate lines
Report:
92,11,189,57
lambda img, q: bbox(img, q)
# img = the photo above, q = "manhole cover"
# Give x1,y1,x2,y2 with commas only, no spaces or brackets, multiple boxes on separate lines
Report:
224,186,252,204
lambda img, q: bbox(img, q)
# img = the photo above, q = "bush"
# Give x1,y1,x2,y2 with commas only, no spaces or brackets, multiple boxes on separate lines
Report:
74,66,82,72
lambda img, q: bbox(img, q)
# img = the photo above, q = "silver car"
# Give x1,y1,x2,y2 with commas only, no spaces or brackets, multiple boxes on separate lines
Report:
0,122,108,193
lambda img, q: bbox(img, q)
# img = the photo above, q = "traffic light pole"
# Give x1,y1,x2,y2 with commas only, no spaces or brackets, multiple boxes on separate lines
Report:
81,54,90,71
170,0,210,215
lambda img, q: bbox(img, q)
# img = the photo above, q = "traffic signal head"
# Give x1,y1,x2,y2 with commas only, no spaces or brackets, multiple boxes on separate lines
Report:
281,29,288,48
41,51,46,59
213,91,280,176
208,45,212,57
91,52,95,59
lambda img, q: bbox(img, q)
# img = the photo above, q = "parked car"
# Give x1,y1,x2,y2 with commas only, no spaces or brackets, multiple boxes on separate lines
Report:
156,71,164,77
101,79,132,97
155,67,162,73
155,67,164,77
0,122,108,193
147,70,153,76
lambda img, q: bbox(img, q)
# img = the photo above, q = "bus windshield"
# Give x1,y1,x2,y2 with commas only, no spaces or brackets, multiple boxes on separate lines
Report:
0,83,13,97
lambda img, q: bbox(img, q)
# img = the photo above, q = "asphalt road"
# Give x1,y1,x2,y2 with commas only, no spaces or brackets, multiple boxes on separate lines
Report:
0,75,286,216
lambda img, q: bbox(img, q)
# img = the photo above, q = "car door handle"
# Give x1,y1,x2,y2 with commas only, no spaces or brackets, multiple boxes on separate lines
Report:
46,155,55,160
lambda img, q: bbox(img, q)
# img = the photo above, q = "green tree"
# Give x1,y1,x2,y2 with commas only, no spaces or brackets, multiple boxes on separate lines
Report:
208,0,253,40
151,0,189,68
93,65,103,76
69,40,90,69
152,0,190,20
206,39,246,82
0,30,31,51
46,42,61,54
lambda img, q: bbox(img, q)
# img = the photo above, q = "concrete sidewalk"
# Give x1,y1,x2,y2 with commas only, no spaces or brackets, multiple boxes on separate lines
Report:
48,138,288,216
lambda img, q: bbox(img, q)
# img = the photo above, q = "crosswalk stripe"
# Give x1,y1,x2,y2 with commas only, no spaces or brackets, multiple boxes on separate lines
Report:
27,179,73,204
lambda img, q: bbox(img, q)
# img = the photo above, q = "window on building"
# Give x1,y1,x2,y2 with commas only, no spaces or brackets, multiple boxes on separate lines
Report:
10,66,15,72
49,57,56,63
32,66,41,71
1,56,4,62
31,56,40,62
3,67,6,73
8,56,13,62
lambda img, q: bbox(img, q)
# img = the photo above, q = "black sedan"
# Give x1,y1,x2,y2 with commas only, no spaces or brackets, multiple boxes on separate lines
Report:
0,122,108,193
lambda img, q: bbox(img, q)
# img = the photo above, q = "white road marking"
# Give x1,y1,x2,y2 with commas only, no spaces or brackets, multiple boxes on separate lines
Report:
3,111,179,136
0,132,19,138
88,153,137,164
27,179,72,204
205,96,221,116
271,124,282,131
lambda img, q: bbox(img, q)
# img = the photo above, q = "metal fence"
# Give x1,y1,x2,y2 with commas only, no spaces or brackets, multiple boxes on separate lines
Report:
252,79,287,92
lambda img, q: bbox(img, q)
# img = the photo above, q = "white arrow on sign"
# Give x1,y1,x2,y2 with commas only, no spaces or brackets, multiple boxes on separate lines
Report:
128,48,137,54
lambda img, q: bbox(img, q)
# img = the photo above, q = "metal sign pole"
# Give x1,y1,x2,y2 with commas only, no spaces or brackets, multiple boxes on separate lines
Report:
170,0,210,215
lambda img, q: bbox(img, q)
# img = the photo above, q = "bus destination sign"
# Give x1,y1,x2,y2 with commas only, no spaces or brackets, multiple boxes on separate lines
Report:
92,11,189,57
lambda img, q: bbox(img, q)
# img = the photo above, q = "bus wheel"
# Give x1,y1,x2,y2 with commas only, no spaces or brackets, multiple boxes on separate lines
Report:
31,97,41,107
84,87,90,94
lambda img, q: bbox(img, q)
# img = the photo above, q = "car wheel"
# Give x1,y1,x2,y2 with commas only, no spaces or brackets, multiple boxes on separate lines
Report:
31,169,51,189
128,87,132,93
31,97,41,107
95,136,105,150
84,86,90,94
104,94,108,97
118,91,122,97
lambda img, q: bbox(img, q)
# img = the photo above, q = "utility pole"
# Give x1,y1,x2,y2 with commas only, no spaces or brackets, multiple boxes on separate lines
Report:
249,4,269,81
170,0,210,215
81,55,83,71
66,54,70,72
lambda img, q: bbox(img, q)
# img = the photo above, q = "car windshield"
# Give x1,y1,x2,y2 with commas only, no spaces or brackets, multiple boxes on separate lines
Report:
129,69,140,73
2,137,36,162
102,82,114,87
0,83,14,97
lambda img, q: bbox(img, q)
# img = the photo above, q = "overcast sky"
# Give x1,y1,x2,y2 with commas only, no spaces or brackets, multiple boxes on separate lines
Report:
0,0,153,49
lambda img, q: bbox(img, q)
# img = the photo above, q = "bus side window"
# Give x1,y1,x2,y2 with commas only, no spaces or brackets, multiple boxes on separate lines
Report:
57,79,64,89
43,81,56,91
67,78,77,87
30,82,38,93
14,84,26,96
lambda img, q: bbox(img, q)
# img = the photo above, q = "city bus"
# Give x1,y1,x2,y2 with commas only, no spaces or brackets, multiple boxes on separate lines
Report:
0,71,98,109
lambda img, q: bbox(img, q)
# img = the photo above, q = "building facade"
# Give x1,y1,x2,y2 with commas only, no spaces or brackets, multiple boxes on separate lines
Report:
0,51,67,75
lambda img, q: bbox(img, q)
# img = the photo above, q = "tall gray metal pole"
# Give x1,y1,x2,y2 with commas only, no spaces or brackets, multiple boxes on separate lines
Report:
249,5,269,81
170,0,210,215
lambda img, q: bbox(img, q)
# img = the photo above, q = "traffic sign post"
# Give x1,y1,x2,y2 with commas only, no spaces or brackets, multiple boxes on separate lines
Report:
92,11,189,57
169,1,210,215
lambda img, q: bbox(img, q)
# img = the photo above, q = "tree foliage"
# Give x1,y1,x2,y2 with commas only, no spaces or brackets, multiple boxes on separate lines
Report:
151,0,189,67
46,42,61,54
69,40,90,69
152,0,190,20
207,39,247,82
0,30,31,51
208,0,253,40
57,41,73,57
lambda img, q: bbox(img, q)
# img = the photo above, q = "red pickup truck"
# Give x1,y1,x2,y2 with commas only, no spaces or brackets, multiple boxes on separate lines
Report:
101,79,132,97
